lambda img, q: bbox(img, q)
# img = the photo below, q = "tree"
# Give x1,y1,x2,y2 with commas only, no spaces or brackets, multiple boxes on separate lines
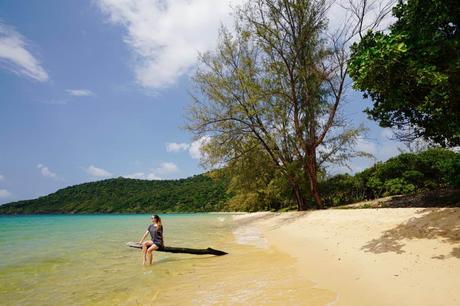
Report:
219,142,296,211
320,148,460,206
349,0,460,147
187,0,385,210
0,175,230,214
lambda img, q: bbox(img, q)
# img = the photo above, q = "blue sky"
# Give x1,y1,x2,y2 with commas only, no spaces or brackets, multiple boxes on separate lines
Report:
0,0,403,204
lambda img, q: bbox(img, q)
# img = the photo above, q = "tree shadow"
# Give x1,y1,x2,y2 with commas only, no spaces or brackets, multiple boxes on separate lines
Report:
268,211,311,230
234,212,277,226
234,211,311,231
339,188,460,209
381,189,460,208
361,208,460,259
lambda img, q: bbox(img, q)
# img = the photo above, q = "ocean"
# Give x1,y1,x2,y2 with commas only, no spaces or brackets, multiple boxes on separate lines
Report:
0,214,335,305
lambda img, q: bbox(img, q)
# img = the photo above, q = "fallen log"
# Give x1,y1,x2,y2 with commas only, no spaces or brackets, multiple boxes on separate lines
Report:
126,242,228,256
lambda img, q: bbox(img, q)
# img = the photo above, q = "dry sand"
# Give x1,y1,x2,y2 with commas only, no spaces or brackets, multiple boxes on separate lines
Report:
235,208,460,306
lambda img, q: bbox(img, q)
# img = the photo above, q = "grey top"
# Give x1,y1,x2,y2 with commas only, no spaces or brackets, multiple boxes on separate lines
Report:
148,224,164,247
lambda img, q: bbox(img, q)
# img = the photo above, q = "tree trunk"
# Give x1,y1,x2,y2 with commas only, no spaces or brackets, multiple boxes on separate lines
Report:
292,183,307,211
287,175,307,211
305,150,324,209
127,242,227,256
309,172,323,209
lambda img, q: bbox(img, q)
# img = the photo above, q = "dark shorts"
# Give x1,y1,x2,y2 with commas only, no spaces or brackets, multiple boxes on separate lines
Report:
146,239,163,249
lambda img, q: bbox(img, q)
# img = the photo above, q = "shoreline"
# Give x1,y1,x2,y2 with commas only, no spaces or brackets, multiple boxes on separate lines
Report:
235,208,460,306
0,211,247,216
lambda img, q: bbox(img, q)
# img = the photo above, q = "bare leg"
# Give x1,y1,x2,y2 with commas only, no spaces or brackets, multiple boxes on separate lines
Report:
142,241,153,265
147,244,159,265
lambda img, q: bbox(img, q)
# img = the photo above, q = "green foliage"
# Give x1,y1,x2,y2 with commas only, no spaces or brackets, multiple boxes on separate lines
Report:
214,145,301,212
349,0,460,146
383,178,416,196
3,149,457,214
320,148,460,206
188,0,367,210
0,174,231,214
319,174,363,205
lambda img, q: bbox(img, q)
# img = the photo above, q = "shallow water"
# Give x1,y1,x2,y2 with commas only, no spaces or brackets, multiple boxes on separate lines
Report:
0,214,335,305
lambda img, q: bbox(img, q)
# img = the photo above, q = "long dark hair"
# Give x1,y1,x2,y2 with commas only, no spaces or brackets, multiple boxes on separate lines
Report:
153,215,162,232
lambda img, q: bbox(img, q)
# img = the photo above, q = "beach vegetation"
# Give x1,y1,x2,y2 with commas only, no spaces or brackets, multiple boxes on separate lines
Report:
187,0,391,210
0,174,231,214
320,148,460,206
349,0,460,146
0,149,458,213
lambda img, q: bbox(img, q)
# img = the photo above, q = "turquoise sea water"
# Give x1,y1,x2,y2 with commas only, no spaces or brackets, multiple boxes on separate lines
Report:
0,214,335,305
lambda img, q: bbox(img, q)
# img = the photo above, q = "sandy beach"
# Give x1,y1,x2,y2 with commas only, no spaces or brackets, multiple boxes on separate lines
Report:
236,208,460,306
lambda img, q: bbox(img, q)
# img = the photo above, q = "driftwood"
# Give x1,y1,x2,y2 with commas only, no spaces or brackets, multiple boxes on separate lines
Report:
126,242,228,256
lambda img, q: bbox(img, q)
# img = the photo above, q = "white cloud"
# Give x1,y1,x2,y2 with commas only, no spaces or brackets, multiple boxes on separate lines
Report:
96,0,396,89
86,165,113,178
189,136,210,159
145,172,161,180
155,162,178,174
0,22,48,81
37,164,57,178
0,174,4,181
123,171,161,180
381,128,394,140
97,0,245,89
66,89,94,96
165,137,211,160
378,141,400,162
166,142,190,152
329,132,402,175
0,189,11,198
355,138,377,156
123,162,179,180
123,172,145,179
328,0,396,43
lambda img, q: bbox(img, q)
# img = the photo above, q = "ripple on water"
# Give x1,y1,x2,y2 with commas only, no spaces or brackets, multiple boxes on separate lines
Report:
0,214,336,305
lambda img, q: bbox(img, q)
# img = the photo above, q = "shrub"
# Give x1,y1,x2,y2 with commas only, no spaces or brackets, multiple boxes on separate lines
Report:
321,148,459,206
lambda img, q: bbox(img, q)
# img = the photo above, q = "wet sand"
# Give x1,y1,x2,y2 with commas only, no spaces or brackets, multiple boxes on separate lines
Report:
236,208,460,306
0,214,336,305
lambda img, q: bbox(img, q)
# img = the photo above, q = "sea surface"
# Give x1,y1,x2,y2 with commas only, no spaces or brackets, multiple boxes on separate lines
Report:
0,214,335,305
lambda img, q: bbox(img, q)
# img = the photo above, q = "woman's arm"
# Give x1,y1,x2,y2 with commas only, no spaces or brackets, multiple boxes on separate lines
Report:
139,230,149,243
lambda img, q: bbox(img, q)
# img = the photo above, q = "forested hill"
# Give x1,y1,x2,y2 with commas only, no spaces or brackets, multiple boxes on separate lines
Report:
0,174,230,214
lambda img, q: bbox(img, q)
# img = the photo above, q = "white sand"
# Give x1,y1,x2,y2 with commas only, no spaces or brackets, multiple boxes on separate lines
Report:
237,208,460,306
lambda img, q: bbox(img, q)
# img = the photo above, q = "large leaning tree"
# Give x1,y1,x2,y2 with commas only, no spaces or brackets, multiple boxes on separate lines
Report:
349,0,460,147
187,0,393,210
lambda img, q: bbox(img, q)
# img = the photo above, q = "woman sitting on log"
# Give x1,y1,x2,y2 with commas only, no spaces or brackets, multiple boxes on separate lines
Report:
139,215,164,265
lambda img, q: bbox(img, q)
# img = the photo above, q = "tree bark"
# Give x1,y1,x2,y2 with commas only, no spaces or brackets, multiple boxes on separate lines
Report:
126,242,228,256
305,149,324,209
309,172,323,209
292,182,307,211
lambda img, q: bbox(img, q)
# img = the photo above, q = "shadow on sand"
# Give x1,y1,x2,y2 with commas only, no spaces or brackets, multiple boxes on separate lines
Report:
361,208,460,259
235,211,311,230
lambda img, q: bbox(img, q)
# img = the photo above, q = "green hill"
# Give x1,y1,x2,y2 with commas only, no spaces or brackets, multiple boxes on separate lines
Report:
2,149,458,214
0,174,231,214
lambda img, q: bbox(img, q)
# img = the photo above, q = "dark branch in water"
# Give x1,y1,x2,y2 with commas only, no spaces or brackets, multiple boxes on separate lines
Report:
126,242,228,256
